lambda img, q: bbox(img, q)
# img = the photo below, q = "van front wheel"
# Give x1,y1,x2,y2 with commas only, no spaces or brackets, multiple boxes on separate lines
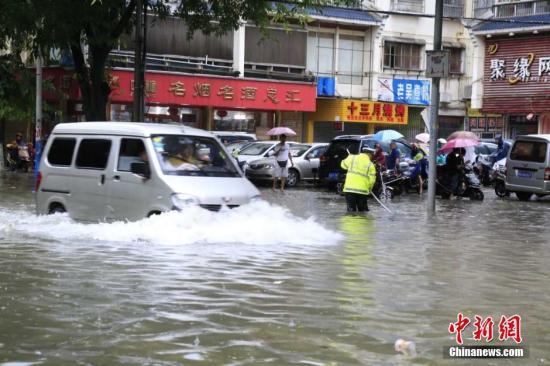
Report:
48,203,66,214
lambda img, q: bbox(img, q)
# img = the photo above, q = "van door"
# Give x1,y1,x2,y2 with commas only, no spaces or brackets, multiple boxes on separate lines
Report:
105,137,154,221
71,138,113,221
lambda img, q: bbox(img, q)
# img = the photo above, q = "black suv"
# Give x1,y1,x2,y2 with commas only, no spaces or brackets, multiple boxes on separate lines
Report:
318,135,413,189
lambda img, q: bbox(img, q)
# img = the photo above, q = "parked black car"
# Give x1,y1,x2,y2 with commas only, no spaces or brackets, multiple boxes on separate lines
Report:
318,135,413,189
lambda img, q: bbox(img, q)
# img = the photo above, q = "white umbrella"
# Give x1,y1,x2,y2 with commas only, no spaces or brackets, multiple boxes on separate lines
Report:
266,127,296,136
415,133,430,143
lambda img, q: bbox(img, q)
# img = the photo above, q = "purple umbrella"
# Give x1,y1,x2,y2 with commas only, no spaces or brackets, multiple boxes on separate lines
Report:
266,127,296,136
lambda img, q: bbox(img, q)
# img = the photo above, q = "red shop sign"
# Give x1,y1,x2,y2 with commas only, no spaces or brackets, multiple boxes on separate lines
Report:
108,70,317,112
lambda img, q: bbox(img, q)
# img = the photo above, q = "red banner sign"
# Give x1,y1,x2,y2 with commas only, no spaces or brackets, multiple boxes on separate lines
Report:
43,68,317,112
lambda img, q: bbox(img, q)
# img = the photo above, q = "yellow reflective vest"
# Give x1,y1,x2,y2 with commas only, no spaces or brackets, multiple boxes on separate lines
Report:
340,153,376,195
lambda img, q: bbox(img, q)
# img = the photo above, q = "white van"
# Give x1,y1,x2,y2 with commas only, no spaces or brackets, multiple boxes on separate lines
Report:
36,122,260,221
505,134,550,201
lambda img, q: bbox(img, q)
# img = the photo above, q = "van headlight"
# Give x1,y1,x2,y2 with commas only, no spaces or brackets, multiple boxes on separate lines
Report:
171,193,199,209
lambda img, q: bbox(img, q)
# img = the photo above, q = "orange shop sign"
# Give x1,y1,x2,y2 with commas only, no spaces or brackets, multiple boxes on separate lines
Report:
311,99,408,124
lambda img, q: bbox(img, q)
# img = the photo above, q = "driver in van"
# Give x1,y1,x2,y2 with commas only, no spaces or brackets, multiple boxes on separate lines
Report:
164,137,200,171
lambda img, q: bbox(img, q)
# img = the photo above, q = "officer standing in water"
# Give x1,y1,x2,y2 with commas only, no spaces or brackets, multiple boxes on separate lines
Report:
340,146,377,212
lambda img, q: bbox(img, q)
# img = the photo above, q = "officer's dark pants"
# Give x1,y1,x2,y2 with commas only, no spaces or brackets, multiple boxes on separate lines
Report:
345,193,369,212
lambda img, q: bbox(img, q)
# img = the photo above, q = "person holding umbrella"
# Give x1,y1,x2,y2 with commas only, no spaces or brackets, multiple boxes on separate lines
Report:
340,146,377,212
271,134,294,192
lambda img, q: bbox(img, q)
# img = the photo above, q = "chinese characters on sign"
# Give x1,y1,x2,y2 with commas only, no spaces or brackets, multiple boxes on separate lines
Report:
377,78,431,106
344,100,408,124
488,45,550,84
449,313,522,345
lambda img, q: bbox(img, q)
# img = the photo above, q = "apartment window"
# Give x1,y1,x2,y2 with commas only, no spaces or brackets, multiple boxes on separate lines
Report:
383,42,422,70
338,35,364,85
307,32,334,77
392,0,424,13
444,0,464,17
446,47,463,74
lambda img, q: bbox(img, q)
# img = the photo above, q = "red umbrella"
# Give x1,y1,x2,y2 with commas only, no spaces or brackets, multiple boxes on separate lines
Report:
438,138,480,154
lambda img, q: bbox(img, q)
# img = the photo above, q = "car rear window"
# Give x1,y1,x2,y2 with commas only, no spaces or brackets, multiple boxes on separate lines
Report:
47,138,76,166
326,140,360,156
510,140,547,163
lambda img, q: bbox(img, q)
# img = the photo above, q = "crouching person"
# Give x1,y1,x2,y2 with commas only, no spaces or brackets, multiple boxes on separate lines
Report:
340,146,376,212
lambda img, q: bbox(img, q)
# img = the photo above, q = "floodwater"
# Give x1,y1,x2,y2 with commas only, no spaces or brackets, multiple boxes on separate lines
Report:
0,172,549,365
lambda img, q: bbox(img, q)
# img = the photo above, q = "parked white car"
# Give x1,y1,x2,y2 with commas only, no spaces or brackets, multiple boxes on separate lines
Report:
245,143,328,187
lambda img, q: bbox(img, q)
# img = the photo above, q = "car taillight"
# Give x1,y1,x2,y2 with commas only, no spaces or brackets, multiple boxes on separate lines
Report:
35,171,42,192
545,167,550,181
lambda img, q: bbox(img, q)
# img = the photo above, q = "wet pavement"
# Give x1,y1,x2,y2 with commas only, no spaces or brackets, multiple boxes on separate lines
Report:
0,171,549,365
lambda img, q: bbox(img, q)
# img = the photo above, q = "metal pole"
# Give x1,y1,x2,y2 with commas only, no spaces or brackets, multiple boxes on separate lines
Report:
34,55,43,188
427,0,444,215
133,0,144,121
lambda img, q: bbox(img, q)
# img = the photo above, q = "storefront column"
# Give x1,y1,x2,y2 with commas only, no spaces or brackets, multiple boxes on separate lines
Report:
232,23,246,77
306,120,314,143
275,111,282,127
206,107,213,131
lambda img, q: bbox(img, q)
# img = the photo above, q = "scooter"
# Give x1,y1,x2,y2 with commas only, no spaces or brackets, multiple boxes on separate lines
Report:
436,164,484,201
475,154,494,186
492,158,509,198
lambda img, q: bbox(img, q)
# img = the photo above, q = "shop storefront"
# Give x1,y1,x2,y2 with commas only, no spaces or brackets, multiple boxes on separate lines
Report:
306,99,408,142
466,102,504,139
481,34,550,137
42,67,317,140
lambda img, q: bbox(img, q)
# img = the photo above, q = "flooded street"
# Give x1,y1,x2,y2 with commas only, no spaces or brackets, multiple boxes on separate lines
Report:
1,173,549,365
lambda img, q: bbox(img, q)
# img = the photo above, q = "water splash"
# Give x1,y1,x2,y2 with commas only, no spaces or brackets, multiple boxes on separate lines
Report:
0,201,342,246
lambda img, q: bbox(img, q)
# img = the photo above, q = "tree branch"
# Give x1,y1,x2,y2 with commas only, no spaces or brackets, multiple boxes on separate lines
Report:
111,0,136,39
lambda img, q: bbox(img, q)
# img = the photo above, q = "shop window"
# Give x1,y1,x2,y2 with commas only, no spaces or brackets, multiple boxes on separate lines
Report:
47,138,76,166
307,32,335,77
445,47,463,74
214,110,256,132
383,42,422,70
76,139,112,170
338,35,364,85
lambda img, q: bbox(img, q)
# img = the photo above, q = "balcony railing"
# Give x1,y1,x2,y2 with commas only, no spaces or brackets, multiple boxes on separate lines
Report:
474,0,496,18
444,0,465,17
391,0,425,13
495,0,550,17
475,0,550,18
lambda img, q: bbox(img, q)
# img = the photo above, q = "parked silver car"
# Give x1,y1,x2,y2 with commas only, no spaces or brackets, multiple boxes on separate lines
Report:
245,143,328,187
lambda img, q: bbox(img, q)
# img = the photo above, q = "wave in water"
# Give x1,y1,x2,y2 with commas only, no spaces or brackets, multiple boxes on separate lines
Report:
0,200,342,246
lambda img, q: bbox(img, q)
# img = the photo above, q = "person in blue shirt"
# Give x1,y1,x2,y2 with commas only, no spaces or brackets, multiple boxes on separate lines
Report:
386,141,400,171
490,136,510,164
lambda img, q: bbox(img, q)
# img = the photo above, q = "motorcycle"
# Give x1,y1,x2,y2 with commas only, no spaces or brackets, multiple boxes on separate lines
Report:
492,158,509,198
475,154,494,186
436,164,484,201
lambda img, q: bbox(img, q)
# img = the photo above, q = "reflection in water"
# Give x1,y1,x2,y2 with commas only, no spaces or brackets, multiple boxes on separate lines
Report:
0,176,549,365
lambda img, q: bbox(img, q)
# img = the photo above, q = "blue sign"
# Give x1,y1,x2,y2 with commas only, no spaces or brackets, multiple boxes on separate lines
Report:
392,79,431,106
317,77,335,97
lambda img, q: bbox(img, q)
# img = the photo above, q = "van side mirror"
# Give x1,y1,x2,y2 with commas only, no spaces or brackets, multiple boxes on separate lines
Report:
305,153,312,160
130,161,151,179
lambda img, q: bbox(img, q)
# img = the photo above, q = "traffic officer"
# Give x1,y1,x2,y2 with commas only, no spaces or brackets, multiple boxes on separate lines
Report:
340,146,377,212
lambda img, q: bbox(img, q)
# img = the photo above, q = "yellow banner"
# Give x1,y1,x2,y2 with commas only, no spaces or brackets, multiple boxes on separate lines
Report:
310,99,408,124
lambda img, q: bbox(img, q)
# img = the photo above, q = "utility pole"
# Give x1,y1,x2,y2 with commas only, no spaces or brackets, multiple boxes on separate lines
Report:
133,0,145,121
34,55,43,186
427,0,444,215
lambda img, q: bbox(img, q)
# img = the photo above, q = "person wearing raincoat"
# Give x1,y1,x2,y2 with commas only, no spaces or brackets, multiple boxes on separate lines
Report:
340,146,377,212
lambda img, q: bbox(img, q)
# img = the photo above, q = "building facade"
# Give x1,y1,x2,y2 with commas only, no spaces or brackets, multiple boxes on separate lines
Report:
472,0,550,138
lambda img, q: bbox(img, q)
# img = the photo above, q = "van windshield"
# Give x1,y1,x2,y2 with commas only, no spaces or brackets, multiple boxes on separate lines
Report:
152,135,241,177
